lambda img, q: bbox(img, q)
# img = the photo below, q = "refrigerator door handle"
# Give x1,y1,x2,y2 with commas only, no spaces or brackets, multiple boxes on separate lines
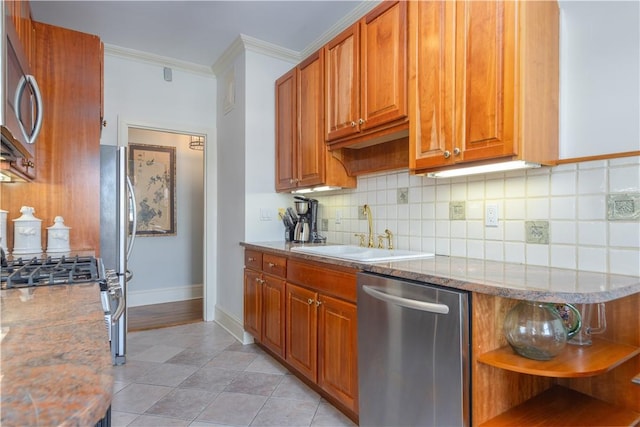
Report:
126,175,137,261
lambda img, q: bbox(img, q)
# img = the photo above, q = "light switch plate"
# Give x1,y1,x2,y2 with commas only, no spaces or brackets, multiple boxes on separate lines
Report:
449,201,466,220
525,221,549,244
607,193,640,221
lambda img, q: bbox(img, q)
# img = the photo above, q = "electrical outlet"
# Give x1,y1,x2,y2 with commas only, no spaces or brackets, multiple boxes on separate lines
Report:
335,210,342,224
450,201,466,220
485,204,499,227
525,221,549,244
358,205,367,220
321,218,329,231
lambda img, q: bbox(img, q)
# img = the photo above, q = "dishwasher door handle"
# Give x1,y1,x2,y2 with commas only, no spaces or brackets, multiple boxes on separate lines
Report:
362,285,450,314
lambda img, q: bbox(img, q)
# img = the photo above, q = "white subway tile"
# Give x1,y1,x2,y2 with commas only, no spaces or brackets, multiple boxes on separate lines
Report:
485,241,504,262
578,168,607,194
409,186,422,204
451,239,467,257
486,179,505,199
467,201,484,220
436,183,451,201
505,220,525,241
386,173,398,189
421,238,436,253
505,176,526,198
577,195,607,220
578,247,607,273
550,245,576,269
485,223,504,241
552,163,577,172
422,185,436,201
505,199,526,220
451,221,467,238
409,219,422,236
526,244,550,266
526,198,550,219
435,220,450,238
409,203,422,220
578,160,607,170
550,196,576,220
435,238,450,255
397,173,409,187
435,202,449,220
609,155,640,167
578,221,607,246
504,242,525,263
609,222,640,248
421,203,435,220
467,180,485,200
608,249,640,276
467,240,484,259
451,182,467,200
421,220,435,237
550,171,576,196
550,221,576,245
397,219,410,236
609,165,640,193
467,221,484,240
527,174,550,197
398,204,410,219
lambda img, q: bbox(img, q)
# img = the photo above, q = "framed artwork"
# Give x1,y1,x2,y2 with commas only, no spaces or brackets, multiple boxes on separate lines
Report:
129,143,176,236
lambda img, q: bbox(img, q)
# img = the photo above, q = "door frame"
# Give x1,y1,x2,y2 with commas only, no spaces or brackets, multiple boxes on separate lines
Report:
118,117,217,321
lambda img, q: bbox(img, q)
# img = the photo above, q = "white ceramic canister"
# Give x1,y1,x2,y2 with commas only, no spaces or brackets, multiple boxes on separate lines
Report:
0,208,8,253
12,206,42,255
46,216,71,253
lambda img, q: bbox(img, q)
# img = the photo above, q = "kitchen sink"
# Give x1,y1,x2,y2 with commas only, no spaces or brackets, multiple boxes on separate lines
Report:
290,245,435,263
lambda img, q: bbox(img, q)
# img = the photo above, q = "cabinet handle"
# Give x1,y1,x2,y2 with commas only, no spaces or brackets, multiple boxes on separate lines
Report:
359,118,365,125
268,262,276,268
443,150,451,159
307,298,314,305
350,121,356,127
315,300,322,307
453,148,461,156
248,257,255,262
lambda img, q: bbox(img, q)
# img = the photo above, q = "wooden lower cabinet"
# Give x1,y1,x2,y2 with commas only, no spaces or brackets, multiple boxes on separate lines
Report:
286,283,318,381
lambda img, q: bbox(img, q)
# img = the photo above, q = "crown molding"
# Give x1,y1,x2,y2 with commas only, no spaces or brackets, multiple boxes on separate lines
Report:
301,0,382,58
212,34,300,76
104,43,215,76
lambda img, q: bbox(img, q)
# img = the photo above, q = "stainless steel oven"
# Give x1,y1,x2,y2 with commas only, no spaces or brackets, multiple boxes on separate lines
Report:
1,3,43,164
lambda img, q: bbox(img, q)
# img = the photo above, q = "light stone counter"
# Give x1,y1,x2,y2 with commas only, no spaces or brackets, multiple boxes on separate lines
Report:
241,241,640,303
0,283,113,426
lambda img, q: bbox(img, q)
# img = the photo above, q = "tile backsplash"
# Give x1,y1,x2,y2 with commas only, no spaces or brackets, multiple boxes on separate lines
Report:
315,156,640,276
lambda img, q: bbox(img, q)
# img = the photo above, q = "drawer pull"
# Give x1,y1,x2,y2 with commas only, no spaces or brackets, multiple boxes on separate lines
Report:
248,257,255,262
268,262,276,268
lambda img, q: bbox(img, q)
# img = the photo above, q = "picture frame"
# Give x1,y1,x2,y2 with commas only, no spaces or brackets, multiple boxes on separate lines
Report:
129,143,176,236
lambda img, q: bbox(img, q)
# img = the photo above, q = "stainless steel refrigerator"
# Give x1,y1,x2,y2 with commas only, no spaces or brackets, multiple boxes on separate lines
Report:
100,145,137,365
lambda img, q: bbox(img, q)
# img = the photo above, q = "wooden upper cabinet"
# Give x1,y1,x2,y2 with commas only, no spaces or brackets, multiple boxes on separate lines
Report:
275,51,355,193
275,68,297,191
409,0,559,174
325,0,408,147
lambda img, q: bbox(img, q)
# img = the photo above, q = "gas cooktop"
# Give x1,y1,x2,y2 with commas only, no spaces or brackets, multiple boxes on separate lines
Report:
0,254,103,289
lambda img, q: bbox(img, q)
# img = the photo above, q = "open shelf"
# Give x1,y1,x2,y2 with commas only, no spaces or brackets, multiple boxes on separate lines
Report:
479,386,640,426
477,338,640,377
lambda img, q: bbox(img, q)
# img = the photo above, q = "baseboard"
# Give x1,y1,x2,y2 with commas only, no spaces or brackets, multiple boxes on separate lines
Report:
214,305,255,345
128,284,203,307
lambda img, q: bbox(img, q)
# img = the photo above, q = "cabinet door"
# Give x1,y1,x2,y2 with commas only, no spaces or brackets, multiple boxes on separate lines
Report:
297,50,325,188
275,68,297,191
262,275,286,358
325,23,360,142
243,268,263,340
409,0,456,170
360,0,407,132
318,294,358,412
286,283,318,382
455,0,516,162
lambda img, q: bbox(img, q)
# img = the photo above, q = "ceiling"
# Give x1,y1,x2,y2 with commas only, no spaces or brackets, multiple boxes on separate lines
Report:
30,1,369,70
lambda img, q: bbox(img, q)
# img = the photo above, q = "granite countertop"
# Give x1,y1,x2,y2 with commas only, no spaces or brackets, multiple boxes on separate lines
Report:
0,283,114,426
241,241,640,303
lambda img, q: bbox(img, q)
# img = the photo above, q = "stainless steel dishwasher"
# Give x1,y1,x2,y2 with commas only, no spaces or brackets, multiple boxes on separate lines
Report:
357,272,470,427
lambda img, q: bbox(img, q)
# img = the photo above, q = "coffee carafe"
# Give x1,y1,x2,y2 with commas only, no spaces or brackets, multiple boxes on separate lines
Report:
293,197,310,242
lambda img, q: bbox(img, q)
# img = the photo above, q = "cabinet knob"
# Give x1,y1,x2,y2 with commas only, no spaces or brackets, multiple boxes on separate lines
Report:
350,121,356,127
315,300,322,307
248,257,255,262
443,150,451,159
307,298,314,305
268,262,276,268
359,118,365,125
453,147,461,156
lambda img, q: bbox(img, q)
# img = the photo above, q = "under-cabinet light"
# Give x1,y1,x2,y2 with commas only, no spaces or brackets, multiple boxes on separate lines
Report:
292,186,342,194
425,161,541,178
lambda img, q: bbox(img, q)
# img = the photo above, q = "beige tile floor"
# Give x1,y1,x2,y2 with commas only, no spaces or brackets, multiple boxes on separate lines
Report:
111,321,357,427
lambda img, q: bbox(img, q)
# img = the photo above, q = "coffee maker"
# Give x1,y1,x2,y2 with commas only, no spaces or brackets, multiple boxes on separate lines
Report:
293,196,325,243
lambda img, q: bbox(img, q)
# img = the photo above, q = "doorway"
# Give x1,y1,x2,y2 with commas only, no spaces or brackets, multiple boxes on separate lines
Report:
124,126,206,330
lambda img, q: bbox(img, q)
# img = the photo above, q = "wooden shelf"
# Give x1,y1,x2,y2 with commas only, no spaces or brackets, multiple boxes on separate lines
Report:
480,386,640,426
478,338,640,378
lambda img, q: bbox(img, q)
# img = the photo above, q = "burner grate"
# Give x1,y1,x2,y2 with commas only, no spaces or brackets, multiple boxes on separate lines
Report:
1,255,101,289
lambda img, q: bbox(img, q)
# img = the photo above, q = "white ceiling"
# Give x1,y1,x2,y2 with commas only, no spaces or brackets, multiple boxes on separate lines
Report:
30,1,370,70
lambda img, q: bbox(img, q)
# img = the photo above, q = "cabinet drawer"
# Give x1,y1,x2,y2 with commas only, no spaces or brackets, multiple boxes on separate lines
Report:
287,259,357,303
245,250,263,270
263,254,287,278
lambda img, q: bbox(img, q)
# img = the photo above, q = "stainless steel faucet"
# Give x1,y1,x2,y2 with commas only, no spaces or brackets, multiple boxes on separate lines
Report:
363,204,374,248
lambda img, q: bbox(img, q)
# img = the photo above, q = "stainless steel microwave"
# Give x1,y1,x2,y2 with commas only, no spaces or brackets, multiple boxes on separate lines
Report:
0,4,43,165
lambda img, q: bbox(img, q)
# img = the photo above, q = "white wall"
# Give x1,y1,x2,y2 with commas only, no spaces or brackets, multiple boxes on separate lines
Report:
103,53,216,306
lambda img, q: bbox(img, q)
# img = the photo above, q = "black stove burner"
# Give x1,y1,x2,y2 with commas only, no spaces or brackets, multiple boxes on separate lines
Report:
0,255,101,289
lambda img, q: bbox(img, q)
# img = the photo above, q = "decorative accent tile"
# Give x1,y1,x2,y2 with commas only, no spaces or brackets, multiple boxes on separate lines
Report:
607,193,640,221
449,201,466,220
525,221,549,244
397,187,409,204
